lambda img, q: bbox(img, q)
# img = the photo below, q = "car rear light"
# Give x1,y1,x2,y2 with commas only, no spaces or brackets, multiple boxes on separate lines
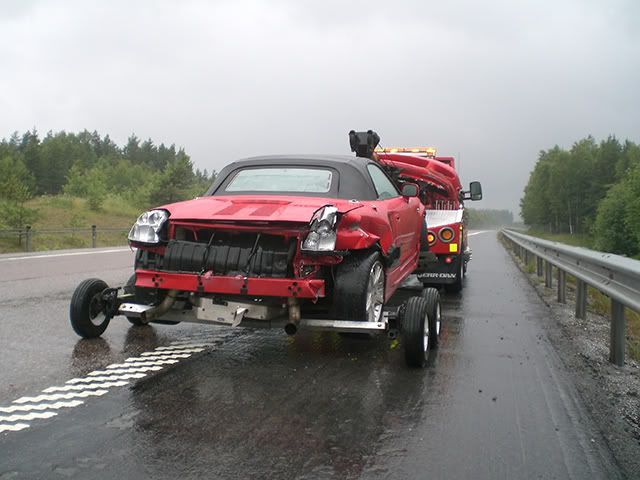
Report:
427,231,436,246
438,227,455,243
444,256,453,264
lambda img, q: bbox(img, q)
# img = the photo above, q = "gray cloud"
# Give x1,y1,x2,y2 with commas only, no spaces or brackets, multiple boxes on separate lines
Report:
1,0,639,213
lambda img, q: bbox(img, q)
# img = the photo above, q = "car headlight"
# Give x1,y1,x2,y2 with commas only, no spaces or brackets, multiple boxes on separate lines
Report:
302,205,338,252
128,209,169,244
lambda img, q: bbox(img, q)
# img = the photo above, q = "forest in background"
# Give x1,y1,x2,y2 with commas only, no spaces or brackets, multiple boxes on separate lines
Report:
520,136,640,256
466,208,513,229
0,129,214,230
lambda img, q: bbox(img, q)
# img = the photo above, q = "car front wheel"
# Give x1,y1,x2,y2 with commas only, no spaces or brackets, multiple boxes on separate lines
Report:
332,251,385,323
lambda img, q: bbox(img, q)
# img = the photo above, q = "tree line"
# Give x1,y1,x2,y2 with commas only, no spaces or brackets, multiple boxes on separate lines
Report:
520,136,640,256
0,129,214,228
466,208,513,229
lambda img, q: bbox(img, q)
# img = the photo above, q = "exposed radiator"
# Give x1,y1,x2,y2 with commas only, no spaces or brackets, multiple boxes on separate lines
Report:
161,234,296,278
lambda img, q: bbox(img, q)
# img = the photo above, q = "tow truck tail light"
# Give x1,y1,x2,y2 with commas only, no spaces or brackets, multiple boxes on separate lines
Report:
427,231,436,246
445,256,453,264
438,227,455,243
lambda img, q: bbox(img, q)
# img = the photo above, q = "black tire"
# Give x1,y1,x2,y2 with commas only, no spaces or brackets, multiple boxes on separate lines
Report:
421,287,442,347
331,251,385,322
70,278,110,338
444,256,464,294
124,274,146,326
402,296,431,368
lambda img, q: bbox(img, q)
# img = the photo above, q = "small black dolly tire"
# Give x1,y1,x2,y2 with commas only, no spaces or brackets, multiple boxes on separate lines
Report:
70,278,110,338
421,287,442,347
444,257,464,294
124,274,146,326
402,296,431,368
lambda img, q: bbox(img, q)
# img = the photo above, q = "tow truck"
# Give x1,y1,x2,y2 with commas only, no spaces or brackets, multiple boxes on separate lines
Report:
374,146,482,293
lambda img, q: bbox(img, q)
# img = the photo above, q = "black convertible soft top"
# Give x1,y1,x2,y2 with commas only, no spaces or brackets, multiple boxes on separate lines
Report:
205,155,397,200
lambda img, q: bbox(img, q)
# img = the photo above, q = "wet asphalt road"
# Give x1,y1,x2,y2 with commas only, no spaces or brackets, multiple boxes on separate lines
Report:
0,234,624,479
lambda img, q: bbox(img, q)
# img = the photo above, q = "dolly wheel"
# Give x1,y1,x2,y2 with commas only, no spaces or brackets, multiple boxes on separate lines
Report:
70,278,111,338
421,287,442,347
402,296,432,368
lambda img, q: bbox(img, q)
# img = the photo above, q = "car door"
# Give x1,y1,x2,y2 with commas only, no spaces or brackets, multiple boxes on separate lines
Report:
366,163,422,269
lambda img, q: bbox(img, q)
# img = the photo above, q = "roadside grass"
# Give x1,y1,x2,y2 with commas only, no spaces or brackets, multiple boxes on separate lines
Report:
0,194,139,253
586,285,640,362
526,229,594,249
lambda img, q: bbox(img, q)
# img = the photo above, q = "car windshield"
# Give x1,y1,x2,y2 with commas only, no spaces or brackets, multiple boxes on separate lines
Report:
224,167,333,193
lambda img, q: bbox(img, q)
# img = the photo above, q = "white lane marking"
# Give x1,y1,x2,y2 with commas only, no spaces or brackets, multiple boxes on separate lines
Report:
43,382,128,393
106,360,179,369
88,366,163,376
0,411,57,422
126,353,191,362
0,248,131,262
0,401,84,413
140,348,203,356
468,230,491,237
0,423,30,433
156,345,208,351
67,373,146,383
14,390,108,404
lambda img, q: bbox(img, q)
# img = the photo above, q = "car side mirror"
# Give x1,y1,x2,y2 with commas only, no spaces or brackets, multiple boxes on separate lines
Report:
401,183,419,198
469,181,482,201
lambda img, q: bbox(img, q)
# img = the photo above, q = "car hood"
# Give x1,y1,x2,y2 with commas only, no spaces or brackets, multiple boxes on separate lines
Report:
161,195,364,224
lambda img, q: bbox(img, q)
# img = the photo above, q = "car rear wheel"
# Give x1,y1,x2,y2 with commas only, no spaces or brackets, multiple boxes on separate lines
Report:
70,278,110,338
402,296,431,368
332,251,385,323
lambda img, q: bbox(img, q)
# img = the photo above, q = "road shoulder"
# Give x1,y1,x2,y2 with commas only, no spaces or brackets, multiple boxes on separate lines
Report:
502,237,640,479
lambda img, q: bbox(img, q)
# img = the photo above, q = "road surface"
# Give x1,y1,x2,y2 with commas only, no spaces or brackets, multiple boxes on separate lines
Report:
0,233,623,479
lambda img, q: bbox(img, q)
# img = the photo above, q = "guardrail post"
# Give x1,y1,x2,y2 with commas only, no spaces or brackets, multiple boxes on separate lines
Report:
557,270,566,303
575,279,587,319
25,225,32,252
91,225,97,248
610,300,625,366
536,257,543,277
524,250,530,265
544,261,553,287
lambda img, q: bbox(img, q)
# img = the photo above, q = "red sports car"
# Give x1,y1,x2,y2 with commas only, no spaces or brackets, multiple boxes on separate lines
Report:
70,154,442,367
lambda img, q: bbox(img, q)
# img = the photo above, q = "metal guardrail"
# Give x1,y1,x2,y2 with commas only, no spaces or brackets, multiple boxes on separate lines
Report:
0,225,130,251
500,229,640,366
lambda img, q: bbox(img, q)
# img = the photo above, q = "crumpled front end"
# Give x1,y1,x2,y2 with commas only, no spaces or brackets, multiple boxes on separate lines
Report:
134,222,327,299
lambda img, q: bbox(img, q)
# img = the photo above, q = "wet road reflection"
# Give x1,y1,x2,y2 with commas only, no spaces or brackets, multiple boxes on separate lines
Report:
128,328,437,479
0,234,623,479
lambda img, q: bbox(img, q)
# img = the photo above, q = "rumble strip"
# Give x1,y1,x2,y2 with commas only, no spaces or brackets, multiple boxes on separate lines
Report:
0,343,209,435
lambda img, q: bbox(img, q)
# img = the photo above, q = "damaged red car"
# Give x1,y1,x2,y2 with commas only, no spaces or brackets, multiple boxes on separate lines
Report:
70,152,442,367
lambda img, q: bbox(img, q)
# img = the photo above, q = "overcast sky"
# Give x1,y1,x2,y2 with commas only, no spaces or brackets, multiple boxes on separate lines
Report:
1,0,639,213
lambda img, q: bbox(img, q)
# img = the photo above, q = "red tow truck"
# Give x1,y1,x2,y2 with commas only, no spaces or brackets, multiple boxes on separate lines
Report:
374,146,482,293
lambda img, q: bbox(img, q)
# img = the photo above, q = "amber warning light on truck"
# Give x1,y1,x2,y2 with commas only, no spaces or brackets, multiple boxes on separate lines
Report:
375,146,437,157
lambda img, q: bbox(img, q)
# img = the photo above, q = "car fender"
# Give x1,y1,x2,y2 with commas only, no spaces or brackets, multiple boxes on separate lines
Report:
335,209,393,253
